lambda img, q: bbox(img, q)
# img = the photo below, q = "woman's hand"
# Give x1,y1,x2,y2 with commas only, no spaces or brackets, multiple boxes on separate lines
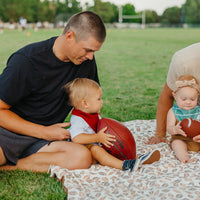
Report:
147,136,168,144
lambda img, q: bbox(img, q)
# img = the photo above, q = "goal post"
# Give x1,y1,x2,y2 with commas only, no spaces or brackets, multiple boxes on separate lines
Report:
118,6,145,28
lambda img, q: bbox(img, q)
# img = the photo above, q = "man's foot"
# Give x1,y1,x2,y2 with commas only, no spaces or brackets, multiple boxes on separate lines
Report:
122,159,140,172
139,149,160,165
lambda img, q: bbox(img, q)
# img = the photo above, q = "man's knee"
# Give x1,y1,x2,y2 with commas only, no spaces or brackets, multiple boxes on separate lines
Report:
71,145,92,169
0,146,6,165
61,145,92,169
79,146,93,168
38,141,93,170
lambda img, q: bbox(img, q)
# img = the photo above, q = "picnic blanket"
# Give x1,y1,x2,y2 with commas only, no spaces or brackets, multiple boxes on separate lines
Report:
49,120,200,200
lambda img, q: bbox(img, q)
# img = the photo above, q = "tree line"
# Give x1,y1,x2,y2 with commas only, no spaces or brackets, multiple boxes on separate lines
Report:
0,0,200,25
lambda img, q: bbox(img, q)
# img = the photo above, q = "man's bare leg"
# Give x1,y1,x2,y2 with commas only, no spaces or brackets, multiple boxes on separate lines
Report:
0,141,92,172
0,147,6,166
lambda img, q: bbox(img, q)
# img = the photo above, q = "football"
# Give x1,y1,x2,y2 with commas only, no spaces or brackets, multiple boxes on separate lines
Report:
180,118,200,138
97,118,136,160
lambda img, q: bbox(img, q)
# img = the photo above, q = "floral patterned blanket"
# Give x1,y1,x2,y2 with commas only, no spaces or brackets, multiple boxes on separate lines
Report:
49,120,200,200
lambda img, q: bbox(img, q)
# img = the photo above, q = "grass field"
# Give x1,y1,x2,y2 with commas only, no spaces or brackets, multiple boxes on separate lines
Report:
0,27,200,199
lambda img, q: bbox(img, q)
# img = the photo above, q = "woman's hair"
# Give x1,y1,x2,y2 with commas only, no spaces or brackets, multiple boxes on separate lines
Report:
64,78,101,108
175,75,200,93
63,11,106,43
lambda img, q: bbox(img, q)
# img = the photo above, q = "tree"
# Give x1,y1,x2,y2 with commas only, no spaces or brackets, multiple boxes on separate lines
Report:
38,0,56,22
55,0,82,24
122,3,137,22
23,0,41,22
89,0,118,23
142,10,160,23
184,0,200,24
0,0,82,23
0,0,7,21
161,6,181,24
0,0,54,22
1,0,25,21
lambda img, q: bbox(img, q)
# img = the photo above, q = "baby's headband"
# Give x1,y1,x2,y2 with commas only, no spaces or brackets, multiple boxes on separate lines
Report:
175,79,200,92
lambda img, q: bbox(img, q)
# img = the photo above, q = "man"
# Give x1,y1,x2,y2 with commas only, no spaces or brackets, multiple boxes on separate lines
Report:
148,42,200,144
0,11,106,172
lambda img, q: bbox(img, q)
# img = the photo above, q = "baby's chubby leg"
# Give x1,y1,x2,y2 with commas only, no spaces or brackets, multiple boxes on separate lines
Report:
171,139,189,163
90,145,123,169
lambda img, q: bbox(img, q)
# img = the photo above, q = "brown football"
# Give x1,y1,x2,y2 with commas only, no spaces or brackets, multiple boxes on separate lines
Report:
97,118,136,160
180,118,200,138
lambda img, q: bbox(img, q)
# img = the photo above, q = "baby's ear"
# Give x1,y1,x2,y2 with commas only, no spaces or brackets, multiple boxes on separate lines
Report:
81,99,88,108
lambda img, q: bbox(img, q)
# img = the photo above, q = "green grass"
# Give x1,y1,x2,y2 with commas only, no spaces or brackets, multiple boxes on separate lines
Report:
96,28,200,120
0,27,200,199
0,170,67,200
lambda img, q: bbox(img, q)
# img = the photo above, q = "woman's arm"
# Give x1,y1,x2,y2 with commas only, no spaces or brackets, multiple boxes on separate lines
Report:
147,83,174,144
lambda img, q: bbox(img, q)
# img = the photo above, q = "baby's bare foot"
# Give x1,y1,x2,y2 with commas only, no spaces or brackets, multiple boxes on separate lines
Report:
179,154,190,163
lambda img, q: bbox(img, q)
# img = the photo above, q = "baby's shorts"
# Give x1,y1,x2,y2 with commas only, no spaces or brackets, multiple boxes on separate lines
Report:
170,135,200,152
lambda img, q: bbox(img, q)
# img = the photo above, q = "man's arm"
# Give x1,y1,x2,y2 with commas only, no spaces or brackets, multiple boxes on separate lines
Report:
0,99,71,141
147,82,174,144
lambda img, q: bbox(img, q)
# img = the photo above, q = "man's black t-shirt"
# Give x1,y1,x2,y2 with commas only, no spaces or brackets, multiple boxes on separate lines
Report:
0,37,99,125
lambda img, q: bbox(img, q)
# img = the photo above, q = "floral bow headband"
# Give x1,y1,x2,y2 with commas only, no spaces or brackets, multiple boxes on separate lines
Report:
175,79,200,92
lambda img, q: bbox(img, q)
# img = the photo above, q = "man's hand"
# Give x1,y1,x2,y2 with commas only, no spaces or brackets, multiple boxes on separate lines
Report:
97,127,116,148
42,122,71,141
147,135,168,145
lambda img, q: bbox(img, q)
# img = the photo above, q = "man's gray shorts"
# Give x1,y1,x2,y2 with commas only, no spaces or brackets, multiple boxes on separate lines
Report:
0,126,49,165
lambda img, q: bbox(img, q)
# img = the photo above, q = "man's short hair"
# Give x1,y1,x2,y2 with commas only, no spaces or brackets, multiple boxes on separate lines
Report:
63,11,106,42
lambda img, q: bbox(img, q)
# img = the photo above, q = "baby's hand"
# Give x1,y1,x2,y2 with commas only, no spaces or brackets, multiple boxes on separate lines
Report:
172,122,187,137
97,127,116,148
193,134,200,143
